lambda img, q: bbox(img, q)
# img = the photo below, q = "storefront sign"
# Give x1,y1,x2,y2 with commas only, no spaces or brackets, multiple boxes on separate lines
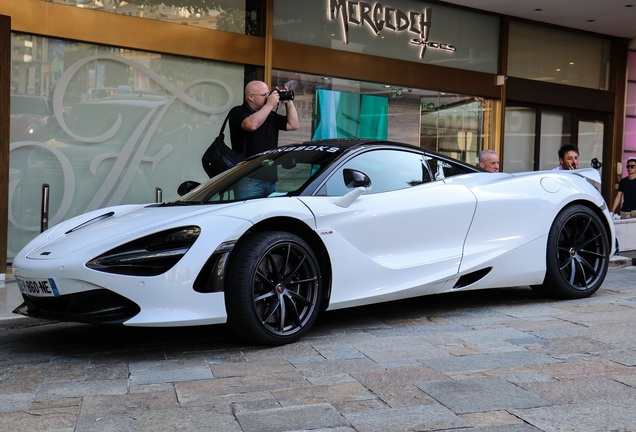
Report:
328,0,456,59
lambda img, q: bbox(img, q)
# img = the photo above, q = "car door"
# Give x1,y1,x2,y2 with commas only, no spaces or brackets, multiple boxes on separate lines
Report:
299,149,478,307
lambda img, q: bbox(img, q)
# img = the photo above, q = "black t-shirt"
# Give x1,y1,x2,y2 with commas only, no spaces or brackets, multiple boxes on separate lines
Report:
618,176,636,212
228,103,288,157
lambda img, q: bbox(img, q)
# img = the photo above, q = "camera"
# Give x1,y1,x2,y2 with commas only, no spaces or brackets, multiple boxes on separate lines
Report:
272,89,295,101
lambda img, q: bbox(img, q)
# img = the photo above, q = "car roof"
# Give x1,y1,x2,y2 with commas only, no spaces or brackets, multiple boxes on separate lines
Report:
287,138,421,152
278,138,477,170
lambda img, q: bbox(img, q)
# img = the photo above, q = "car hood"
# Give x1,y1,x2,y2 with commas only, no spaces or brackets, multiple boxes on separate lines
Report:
19,202,245,260
18,197,317,261
10,113,48,138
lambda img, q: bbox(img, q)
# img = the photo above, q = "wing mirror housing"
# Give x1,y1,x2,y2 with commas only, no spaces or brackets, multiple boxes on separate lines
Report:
343,168,371,189
177,180,201,196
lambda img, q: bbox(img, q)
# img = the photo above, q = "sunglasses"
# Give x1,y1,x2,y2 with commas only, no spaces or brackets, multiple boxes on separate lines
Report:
628,165,636,168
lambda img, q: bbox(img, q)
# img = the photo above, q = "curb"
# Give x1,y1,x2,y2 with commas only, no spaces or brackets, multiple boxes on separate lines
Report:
610,254,634,268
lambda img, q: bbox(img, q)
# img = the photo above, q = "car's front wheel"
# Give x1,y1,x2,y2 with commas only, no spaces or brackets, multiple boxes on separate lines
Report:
225,231,322,345
533,204,610,299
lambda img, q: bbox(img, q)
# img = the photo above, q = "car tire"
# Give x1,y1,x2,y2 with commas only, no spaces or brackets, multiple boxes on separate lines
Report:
225,231,322,345
533,204,609,299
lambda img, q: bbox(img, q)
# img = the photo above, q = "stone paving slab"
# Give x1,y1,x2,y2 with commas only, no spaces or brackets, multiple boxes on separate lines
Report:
511,400,636,432
416,376,551,414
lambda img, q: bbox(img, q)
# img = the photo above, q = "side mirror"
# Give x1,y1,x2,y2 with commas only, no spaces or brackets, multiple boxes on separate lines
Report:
177,180,201,196
335,169,372,208
343,168,371,189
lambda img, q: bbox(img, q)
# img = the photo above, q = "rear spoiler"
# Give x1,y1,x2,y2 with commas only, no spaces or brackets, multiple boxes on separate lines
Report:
572,167,602,190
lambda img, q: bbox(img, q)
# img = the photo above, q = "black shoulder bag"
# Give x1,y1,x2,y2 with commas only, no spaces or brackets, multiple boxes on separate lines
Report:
201,113,244,178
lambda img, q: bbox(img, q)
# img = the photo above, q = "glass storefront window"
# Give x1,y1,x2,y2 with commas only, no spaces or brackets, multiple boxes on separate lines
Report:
624,117,636,173
539,110,572,170
627,82,636,117
271,71,423,146
504,106,536,172
273,0,499,73
9,33,258,260
508,21,611,90
42,0,262,35
623,51,636,176
578,120,604,171
420,96,484,165
271,70,488,165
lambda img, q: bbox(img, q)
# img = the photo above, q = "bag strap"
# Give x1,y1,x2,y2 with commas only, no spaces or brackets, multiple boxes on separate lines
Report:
218,112,230,136
219,110,246,158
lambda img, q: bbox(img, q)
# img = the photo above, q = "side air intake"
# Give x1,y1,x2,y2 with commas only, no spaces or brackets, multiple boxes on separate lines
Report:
453,267,492,289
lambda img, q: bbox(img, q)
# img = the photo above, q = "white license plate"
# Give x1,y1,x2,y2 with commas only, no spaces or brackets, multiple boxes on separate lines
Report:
16,277,60,297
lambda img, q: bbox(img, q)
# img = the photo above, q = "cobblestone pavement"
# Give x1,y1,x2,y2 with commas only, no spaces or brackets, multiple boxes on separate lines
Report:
1,264,635,432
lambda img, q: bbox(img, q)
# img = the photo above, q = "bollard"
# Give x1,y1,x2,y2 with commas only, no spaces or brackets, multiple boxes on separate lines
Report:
41,183,50,232
156,187,163,203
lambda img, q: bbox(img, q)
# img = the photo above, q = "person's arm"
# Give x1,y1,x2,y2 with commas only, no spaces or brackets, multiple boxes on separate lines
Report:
241,93,279,131
612,191,623,213
283,99,299,131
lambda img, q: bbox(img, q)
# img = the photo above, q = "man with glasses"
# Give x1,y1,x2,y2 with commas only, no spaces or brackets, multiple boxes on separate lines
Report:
611,158,636,219
228,80,299,198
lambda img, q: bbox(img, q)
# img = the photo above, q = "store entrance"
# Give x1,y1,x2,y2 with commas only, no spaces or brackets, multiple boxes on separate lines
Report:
504,104,607,174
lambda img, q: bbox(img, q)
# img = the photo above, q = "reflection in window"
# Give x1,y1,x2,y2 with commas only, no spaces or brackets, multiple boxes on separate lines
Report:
420,96,484,166
312,89,388,140
625,51,636,174
322,150,430,196
8,33,256,261
504,106,536,173
508,21,611,90
43,0,262,35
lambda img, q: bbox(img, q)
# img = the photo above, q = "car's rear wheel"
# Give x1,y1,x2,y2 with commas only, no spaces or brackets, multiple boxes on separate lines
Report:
225,231,322,345
533,204,609,299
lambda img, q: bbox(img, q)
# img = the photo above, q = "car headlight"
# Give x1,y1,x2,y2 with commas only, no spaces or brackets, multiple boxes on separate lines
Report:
27,121,41,135
87,226,201,276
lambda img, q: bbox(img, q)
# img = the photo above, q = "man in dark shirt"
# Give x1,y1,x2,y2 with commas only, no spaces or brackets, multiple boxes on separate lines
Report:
228,80,299,199
612,158,636,218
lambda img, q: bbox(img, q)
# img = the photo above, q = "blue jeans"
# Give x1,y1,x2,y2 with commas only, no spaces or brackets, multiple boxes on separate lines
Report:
234,178,277,199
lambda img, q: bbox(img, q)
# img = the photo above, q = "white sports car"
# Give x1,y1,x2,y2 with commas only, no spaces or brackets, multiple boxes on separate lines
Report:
12,139,616,345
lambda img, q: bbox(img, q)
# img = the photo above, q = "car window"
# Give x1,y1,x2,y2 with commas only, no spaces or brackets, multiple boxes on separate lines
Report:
425,155,475,180
321,149,431,195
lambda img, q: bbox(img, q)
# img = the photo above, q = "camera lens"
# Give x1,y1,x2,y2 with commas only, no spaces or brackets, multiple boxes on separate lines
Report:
278,90,294,101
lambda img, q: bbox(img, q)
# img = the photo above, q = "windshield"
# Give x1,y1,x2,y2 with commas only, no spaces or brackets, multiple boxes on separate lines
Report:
11,96,52,116
177,145,344,203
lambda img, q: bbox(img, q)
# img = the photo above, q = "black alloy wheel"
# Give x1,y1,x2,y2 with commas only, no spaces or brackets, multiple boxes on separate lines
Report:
225,231,322,345
533,204,610,299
